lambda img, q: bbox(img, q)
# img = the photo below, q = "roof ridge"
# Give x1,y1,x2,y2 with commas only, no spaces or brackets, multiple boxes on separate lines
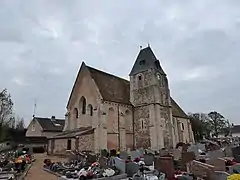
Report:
86,65,129,83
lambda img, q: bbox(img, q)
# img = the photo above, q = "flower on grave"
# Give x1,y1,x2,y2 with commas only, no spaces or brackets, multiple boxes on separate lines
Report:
228,174,240,180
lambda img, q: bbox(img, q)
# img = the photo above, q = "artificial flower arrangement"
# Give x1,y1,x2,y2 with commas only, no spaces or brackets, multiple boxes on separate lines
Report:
228,174,240,180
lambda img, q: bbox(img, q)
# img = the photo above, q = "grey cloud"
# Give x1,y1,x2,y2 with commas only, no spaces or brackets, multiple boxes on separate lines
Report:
0,0,240,124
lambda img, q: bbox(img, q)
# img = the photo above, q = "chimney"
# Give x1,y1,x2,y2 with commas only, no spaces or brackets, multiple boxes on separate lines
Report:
51,116,56,121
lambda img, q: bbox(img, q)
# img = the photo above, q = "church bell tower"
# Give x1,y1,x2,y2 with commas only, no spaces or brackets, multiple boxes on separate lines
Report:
129,46,174,149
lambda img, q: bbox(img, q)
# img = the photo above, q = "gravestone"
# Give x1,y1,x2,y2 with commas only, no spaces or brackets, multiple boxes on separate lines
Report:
99,156,108,168
159,149,169,156
120,151,129,160
126,162,139,177
206,158,226,171
207,149,224,160
143,154,154,166
224,146,233,157
114,157,126,173
87,153,97,164
231,146,240,162
188,160,215,180
173,149,182,160
154,156,174,179
130,151,142,159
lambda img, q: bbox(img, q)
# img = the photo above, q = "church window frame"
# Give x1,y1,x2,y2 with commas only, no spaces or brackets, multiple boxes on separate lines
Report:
139,60,146,65
88,104,93,116
181,123,184,130
79,96,87,114
138,75,142,80
73,108,78,118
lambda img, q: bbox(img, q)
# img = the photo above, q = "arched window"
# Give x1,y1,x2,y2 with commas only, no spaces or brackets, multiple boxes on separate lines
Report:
88,104,93,116
73,108,78,118
79,96,86,114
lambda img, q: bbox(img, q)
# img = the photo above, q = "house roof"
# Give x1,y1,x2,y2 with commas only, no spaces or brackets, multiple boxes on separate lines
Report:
231,125,240,134
49,126,94,139
34,117,65,132
129,47,165,76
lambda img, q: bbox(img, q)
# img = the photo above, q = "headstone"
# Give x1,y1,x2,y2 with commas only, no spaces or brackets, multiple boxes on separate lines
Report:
143,154,154,166
99,156,108,168
182,152,195,164
114,157,126,173
207,149,224,160
159,149,169,156
231,146,240,162
130,151,142,159
154,156,174,179
206,158,226,171
188,160,215,180
126,162,139,177
224,146,233,157
87,153,97,164
173,149,182,160
120,151,129,160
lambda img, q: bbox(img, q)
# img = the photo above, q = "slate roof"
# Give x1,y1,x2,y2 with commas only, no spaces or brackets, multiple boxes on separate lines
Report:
49,126,94,139
129,47,165,76
88,66,131,105
231,125,240,134
86,65,188,118
34,117,65,132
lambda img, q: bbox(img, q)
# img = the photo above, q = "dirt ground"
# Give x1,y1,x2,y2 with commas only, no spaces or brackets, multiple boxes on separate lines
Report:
25,153,67,180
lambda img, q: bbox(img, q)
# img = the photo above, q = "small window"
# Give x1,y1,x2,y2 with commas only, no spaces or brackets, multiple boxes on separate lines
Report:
138,75,142,80
139,60,146,65
181,123,184,130
67,139,71,150
141,120,144,129
32,125,35,131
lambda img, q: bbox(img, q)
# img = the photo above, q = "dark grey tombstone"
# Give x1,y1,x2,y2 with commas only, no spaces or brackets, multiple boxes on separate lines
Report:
207,149,224,160
143,154,154,166
120,151,129,160
87,154,97,164
114,157,126,173
99,156,108,168
126,162,139,177
232,146,240,162
131,151,142,159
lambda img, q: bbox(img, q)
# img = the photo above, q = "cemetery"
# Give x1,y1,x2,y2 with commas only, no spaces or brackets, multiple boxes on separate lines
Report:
0,146,35,180
38,138,240,180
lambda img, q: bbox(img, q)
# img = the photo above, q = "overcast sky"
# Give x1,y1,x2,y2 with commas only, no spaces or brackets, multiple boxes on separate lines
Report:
0,0,240,125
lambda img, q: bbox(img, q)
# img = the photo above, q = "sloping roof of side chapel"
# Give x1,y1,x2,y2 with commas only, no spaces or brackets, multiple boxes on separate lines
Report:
67,47,188,118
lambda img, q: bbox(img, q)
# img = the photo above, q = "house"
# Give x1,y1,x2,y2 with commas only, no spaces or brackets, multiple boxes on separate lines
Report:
26,116,65,139
48,46,194,154
218,125,240,138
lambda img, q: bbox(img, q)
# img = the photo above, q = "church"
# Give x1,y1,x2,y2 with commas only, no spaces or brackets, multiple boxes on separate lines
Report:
47,46,194,154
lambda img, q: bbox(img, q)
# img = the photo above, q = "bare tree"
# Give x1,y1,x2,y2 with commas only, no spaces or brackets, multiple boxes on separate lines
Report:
15,117,25,129
0,89,14,140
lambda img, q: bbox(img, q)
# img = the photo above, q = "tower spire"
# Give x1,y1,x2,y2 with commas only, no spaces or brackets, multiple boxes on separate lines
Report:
33,99,37,117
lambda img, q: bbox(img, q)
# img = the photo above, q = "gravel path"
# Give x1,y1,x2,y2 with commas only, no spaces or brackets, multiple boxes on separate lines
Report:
25,153,67,180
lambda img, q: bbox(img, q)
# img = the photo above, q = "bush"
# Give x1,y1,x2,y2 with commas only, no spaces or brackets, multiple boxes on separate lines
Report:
32,146,45,153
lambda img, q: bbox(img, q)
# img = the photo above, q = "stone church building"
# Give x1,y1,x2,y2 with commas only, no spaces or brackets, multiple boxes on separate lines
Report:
48,46,194,154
